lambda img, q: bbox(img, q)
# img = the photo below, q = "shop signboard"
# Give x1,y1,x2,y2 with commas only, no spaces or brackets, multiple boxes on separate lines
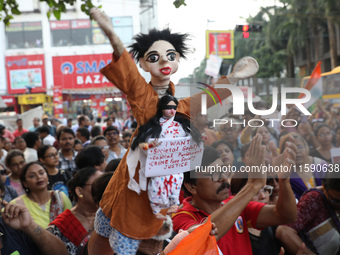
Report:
206,30,234,59
53,86,63,118
52,54,113,89
5,55,46,94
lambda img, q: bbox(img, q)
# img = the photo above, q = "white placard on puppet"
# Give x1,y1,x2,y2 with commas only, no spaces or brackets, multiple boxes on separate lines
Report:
145,136,203,177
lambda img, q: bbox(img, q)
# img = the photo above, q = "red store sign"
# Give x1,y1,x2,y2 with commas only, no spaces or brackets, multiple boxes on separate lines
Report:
5,54,46,94
1,95,16,106
52,54,113,90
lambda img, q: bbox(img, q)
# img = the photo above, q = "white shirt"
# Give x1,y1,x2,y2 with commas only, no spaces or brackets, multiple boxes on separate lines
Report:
43,134,56,146
24,148,38,163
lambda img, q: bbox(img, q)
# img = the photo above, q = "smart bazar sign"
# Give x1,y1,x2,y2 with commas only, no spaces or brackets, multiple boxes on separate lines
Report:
52,54,113,89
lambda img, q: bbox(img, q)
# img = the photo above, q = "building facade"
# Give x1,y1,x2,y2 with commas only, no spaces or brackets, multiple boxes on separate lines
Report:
0,0,158,118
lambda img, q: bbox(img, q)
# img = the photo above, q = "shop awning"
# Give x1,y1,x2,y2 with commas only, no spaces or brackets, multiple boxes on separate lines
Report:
61,87,121,95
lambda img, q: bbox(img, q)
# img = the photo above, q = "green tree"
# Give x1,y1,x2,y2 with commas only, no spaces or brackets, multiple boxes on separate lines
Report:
0,0,97,25
1,0,186,25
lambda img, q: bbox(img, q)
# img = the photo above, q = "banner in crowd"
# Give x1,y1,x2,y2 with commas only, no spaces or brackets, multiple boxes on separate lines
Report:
145,137,203,177
53,86,63,118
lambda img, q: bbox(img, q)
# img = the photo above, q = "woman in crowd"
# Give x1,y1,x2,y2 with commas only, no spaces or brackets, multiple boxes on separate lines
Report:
3,149,26,195
3,137,13,152
74,139,83,152
47,167,102,255
296,120,320,150
10,162,72,228
102,117,113,131
230,171,281,255
280,133,327,200
309,123,334,164
13,136,27,152
0,136,8,166
38,145,71,195
211,140,235,179
0,174,17,202
276,170,340,255
91,135,109,163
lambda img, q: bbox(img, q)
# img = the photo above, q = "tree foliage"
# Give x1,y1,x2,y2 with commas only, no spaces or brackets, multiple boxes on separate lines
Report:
0,0,185,26
180,0,340,82
0,0,95,26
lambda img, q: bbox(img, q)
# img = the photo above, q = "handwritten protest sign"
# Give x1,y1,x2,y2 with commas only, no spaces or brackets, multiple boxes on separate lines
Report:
145,136,203,177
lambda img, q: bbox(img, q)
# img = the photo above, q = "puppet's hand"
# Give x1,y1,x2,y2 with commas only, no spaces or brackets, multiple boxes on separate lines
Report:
90,7,125,57
140,139,162,150
167,205,179,215
148,139,162,149
90,8,114,38
228,56,259,84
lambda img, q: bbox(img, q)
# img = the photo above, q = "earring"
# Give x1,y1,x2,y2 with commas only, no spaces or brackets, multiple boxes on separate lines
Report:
79,194,83,198
25,188,30,193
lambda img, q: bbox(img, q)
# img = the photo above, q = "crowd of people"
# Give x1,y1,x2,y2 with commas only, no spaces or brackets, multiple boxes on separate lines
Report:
1,92,340,255
1,6,340,255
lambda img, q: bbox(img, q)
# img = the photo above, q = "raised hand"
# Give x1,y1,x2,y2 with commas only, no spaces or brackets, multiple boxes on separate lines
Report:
228,56,259,84
148,139,162,149
1,200,33,231
246,134,267,188
272,135,297,180
90,7,125,57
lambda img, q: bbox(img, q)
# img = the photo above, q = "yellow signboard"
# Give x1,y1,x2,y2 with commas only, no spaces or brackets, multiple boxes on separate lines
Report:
18,94,47,105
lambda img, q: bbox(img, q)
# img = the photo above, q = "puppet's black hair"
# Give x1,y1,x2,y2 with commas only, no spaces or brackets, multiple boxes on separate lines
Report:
128,28,190,62
131,95,201,150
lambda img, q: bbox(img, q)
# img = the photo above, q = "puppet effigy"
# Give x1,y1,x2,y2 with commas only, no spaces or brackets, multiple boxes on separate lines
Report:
128,95,201,219
90,7,259,254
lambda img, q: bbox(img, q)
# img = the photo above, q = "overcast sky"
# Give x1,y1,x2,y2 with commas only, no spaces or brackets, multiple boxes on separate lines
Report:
157,0,277,83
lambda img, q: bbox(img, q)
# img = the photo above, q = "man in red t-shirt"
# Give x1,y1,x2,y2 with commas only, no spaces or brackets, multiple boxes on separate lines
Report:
172,134,298,255
12,118,28,138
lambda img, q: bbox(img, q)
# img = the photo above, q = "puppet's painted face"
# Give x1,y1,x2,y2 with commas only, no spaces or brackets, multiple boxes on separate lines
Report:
162,101,177,119
139,40,180,79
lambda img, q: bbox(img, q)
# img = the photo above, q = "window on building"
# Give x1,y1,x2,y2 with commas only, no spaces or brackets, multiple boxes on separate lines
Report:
91,20,110,45
112,17,133,45
6,22,43,49
50,20,72,46
50,17,133,47
70,20,92,45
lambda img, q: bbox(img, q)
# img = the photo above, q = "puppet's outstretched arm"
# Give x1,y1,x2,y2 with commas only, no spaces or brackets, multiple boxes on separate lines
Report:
90,7,125,58
139,139,162,151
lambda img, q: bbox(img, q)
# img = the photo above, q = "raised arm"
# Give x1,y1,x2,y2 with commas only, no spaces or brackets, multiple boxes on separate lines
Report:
256,135,298,228
2,200,68,255
210,134,266,240
90,7,125,58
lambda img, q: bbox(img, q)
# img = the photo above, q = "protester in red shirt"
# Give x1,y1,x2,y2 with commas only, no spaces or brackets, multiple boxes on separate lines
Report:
172,134,298,255
12,119,28,138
